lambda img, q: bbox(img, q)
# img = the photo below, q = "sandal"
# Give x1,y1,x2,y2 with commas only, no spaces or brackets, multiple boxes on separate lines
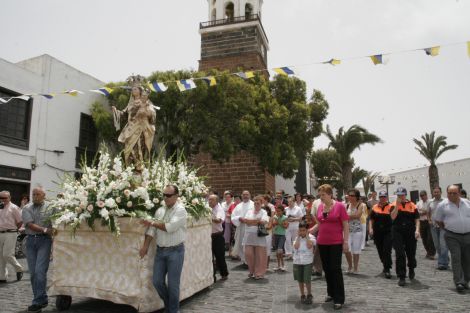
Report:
254,275,263,280
248,273,254,278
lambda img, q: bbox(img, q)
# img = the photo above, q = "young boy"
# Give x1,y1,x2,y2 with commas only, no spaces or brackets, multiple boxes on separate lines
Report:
293,221,315,304
272,205,289,271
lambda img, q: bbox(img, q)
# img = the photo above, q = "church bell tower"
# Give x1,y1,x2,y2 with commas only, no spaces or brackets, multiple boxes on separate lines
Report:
199,0,269,72
193,0,275,196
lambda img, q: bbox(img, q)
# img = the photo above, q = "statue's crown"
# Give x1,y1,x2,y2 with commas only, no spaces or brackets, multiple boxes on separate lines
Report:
126,74,146,88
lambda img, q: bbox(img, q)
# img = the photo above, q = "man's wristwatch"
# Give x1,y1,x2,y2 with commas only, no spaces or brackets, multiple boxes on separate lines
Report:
43,227,48,234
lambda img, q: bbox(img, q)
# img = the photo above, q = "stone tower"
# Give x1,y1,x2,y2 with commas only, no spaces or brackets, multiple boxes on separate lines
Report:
199,0,269,72
194,0,275,196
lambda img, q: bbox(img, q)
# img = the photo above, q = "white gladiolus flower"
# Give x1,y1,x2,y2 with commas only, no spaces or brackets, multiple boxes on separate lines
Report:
153,198,159,204
124,189,131,197
191,198,199,205
87,204,94,212
75,207,82,214
116,197,122,204
100,174,108,182
127,201,133,208
97,200,105,208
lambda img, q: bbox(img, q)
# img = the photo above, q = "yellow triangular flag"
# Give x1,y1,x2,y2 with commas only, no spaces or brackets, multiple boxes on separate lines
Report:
467,41,470,58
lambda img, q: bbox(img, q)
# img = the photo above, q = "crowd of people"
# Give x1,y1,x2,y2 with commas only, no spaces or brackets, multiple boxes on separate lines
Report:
209,184,470,310
1,182,469,312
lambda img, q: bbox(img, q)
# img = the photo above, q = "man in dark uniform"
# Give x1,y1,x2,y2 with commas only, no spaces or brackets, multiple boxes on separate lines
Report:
390,187,420,287
369,191,393,279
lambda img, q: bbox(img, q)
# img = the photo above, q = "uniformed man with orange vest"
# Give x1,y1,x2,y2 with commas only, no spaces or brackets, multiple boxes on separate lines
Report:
369,190,393,279
390,187,420,287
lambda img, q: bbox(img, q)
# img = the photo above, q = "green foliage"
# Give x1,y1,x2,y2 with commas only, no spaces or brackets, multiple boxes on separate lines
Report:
324,124,382,191
310,148,342,188
351,167,368,188
413,131,458,190
90,70,329,178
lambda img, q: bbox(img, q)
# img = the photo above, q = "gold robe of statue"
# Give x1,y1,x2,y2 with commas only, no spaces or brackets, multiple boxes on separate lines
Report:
113,87,156,168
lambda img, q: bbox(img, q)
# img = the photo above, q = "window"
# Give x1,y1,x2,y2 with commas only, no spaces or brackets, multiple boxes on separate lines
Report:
212,8,217,21
0,86,32,149
225,2,234,20
245,3,253,18
75,113,98,168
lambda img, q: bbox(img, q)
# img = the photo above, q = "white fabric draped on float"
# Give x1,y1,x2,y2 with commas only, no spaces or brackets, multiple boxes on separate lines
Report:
49,217,213,312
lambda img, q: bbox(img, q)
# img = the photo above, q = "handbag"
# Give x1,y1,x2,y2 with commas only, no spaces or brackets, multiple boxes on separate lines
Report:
257,224,269,237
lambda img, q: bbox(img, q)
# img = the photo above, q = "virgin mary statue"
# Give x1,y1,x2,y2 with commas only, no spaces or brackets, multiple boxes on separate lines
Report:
112,75,156,169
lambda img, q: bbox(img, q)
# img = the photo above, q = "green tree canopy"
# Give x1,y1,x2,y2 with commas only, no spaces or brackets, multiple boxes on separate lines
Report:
324,124,382,193
91,70,329,178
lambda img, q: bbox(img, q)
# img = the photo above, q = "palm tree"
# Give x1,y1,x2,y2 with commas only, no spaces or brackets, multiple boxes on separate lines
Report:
362,172,379,196
413,131,458,191
352,167,368,189
324,124,382,193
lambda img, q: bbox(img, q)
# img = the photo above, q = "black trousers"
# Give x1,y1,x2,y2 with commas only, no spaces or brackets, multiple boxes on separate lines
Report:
318,244,345,305
392,227,417,279
419,220,436,256
212,232,229,277
374,230,392,271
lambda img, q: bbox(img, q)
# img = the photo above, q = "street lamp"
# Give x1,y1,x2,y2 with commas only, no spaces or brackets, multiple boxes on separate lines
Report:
378,175,396,197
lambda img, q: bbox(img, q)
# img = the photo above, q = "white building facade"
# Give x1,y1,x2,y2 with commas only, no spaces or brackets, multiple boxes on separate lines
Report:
0,54,106,204
374,158,470,203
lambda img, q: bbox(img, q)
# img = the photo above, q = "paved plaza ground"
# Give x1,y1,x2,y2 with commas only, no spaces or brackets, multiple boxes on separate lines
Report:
1,241,468,313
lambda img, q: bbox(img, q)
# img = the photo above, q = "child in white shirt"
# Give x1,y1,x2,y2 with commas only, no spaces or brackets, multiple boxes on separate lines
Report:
293,221,316,304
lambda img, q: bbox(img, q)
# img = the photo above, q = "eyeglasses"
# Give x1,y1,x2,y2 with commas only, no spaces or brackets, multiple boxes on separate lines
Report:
447,192,459,195
347,194,356,198
163,193,176,198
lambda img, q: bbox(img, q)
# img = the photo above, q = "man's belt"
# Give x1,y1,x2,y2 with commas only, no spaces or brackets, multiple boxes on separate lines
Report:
0,229,17,233
445,229,470,236
211,231,224,237
157,242,184,250
27,233,49,237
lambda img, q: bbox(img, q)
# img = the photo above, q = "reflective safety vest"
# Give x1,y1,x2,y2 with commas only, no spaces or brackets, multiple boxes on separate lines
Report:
391,201,417,213
372,203,392,215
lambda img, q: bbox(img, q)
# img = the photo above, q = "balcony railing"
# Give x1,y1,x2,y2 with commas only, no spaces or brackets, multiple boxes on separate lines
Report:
200,14,268,43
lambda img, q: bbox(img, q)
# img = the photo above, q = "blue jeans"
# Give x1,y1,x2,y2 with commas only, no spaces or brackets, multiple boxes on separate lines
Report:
153,244,185,313
431,225,449,268
26,235,52,305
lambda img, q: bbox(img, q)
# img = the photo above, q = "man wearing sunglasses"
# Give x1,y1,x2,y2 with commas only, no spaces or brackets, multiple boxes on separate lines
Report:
140,185,187,313
434,185,470,293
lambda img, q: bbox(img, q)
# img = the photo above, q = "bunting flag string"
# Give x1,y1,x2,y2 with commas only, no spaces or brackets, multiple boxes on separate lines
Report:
1,40,469,103
424,46,440,56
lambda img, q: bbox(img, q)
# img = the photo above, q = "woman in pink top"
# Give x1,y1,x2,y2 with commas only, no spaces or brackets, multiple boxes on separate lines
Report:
313,184,349,310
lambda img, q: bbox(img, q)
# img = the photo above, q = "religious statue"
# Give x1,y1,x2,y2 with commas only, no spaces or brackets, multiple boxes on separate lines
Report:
112,75,157,169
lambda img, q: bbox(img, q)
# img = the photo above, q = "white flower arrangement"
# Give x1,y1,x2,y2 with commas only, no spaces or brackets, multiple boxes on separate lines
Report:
50,151,210,235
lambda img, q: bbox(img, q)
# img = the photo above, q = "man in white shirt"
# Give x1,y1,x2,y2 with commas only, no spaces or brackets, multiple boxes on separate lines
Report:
417,190,436,259
284,196,304,259
0,191,23,283
231,190,254,264
435,185,470,293
140,185,187,313
429,186,449,270
209,194,228,280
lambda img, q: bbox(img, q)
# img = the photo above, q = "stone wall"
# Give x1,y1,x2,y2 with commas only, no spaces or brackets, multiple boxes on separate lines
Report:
191,151,275,196
199,25,267,71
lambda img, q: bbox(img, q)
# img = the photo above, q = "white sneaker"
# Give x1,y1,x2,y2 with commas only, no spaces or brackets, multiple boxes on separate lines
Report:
280,266,287,272
273,267,280,271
